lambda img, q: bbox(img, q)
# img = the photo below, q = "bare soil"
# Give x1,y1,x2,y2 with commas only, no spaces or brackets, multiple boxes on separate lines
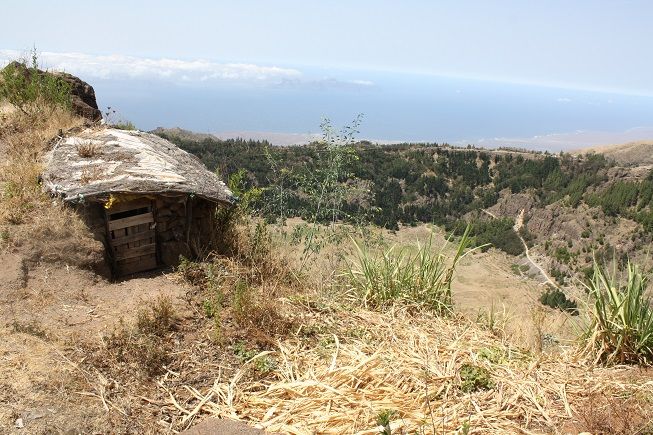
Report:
0,255,193,434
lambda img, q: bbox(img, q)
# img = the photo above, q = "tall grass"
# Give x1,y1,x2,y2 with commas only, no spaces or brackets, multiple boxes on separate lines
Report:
583,259,653,365
344,226,473,314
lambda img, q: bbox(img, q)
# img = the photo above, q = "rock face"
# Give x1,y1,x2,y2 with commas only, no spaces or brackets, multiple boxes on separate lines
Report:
2,61,101,121
54,71,102,121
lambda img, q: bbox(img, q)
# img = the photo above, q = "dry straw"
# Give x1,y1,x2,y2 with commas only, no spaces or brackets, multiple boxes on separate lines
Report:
164,307,653,433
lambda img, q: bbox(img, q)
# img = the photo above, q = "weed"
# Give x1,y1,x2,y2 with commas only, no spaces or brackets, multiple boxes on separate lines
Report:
104,297,177,377
583,259,653,365
233,279,252,323
234,340,258,361
177,256,208,285
376,409,397,435
112,120,136,130
345,227,473,313
76,140,100,157
459,420,471,435
477,347,504,364
79,166,102,184
103,105,136,130
459,364,494,393
202,298,218,318
0,48,72,118
233,341,277,374
475,302,508,336
136,296,177,337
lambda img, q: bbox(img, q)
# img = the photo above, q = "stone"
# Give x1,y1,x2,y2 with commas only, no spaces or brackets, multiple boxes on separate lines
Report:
181,418,270,435
54,71,102,121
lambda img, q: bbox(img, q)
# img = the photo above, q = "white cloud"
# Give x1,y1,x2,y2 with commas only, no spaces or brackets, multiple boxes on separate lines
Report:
0,49,374,90
556,97,572,102
0,49,301,84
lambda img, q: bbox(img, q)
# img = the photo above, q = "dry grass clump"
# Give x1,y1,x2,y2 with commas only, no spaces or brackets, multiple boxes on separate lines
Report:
178,250,296,348
0,107,101,267
0,108,81,225
164,305,653,434
76,140,101,158
574,391,653,434
102,297,178,378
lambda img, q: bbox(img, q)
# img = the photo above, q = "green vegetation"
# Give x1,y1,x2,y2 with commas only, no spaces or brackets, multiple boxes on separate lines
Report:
539,287,578,315
0,48,71,117
344,228,472,313
112,120,137,130
448,218,524,255
157,130,623,256
375,409,397,435
583,260,653,365
459,363,494,393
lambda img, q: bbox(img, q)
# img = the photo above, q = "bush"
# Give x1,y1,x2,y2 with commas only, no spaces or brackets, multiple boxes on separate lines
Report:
344,227,472,313
136,297,177,337
450,218,524,256
539,287,578,315
0,50,71,117
583,260,653,365
459,363,494,393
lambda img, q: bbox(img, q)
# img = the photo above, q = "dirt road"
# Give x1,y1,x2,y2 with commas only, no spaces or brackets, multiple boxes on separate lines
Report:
483,208,558,288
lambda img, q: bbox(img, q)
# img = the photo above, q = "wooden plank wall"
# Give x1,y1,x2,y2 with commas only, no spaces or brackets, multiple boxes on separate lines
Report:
106,199,158,276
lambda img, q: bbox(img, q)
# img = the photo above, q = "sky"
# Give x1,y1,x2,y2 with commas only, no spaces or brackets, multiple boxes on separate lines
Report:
2,0,653,149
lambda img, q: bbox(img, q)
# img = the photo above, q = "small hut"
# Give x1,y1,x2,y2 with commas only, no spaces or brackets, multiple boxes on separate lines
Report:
42,128,234,276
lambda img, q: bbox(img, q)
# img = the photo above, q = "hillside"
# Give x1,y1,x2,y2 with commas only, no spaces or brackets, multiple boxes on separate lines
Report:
156,130,653,290
2,62,653,434
151,126,222,143
577,140,653,167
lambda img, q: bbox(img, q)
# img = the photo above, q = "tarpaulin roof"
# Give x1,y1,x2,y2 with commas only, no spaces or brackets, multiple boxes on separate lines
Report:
43,128,234,205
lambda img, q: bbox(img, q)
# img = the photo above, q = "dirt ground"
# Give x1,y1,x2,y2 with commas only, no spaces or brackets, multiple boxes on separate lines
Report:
0,255,193,434
0,223,582,433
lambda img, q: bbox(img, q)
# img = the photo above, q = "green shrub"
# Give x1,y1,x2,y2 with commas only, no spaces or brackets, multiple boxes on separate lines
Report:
554,247,572,264
539,288,578,315
0,49,71,117
112,120,136,130
344,227,472,314
450,218,523,256
459,363,494,393
583,260,653,365
550,266,568,285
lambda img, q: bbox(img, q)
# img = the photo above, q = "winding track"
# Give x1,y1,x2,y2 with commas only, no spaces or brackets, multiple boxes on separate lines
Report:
482,208,559,288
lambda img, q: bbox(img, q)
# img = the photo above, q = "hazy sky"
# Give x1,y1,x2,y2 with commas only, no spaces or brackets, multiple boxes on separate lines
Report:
3,0,653,94
2,1,653,148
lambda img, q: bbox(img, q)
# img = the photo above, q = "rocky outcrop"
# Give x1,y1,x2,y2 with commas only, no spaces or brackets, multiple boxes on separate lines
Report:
2,61,101,121
53,71,102,121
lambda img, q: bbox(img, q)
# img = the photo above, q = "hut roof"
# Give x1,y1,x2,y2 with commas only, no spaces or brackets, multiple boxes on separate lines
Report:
42,127,234,204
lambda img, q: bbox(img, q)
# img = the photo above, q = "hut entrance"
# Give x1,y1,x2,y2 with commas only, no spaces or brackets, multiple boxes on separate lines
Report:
106,198,158,276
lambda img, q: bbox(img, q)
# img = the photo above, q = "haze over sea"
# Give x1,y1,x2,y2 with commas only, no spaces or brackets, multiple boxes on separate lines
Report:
3,1,653,151
91,67,653,151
